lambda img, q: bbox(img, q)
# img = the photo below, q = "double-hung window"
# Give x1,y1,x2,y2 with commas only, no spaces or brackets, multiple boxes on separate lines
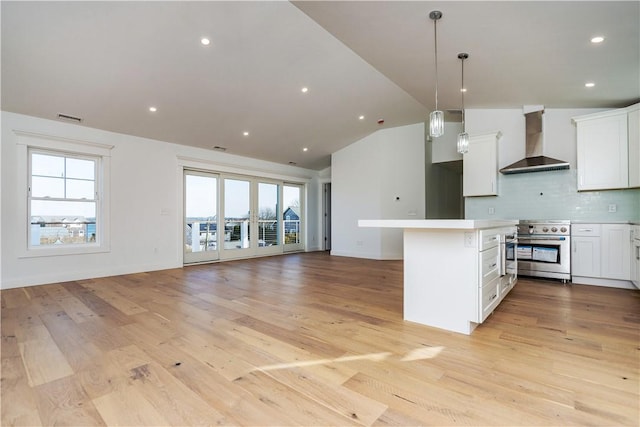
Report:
16,130,112,257
29,149,99,247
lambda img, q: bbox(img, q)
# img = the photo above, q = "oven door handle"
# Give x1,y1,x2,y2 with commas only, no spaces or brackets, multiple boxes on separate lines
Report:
518,237,567,242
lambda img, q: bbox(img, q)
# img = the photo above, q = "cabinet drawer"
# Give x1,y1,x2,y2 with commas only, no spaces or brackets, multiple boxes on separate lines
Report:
480,246,500,286
571,224,601,237
479,277,500,323
479,229,500,251
500,275,515,297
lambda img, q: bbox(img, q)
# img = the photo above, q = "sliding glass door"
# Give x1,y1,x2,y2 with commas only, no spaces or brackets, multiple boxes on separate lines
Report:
221,177,252,257
257,182,281,249
220,177,286,259
185,170,300,264
183,171,219,264
283,183,304,252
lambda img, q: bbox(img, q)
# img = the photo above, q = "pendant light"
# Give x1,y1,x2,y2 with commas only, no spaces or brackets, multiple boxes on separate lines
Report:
429,11,444,138
457,53,470,154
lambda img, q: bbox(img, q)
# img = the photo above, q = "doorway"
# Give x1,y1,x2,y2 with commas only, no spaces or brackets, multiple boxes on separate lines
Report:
323,182,331,251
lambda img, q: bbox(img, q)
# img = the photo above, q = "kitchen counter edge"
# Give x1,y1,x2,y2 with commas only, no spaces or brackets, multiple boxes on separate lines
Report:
358,219,519,230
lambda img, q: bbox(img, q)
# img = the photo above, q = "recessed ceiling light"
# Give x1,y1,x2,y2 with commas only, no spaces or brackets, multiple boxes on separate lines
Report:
301,87,308,93
149,106,157,112
303,147,308,152
585,82,595,88
359,115,365,120
201,37,211,46
460,88,467,93
243,131,249,136
590,36,605,44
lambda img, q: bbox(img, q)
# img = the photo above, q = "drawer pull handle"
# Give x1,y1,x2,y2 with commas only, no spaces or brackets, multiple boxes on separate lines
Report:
578,228,593,232
489,293,498,301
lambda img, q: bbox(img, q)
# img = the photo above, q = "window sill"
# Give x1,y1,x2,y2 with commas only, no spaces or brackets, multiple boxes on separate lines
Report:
19,244,110,259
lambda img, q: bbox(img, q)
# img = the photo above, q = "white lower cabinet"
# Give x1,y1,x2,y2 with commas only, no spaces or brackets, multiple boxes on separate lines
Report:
572,223,633,288
601,224,631,280
631,225,640,289
479,278,501,323
571,224,601,277
477,229,507,323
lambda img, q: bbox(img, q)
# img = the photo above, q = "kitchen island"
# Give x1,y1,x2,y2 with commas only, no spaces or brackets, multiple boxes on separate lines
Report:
359,219,518,334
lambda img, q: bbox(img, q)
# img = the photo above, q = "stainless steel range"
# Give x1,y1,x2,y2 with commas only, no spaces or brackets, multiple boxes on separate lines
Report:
517,220,571,282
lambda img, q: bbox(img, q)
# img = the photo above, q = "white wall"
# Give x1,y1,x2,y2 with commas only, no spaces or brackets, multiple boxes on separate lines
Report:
1,112,322,289
331,123,425,260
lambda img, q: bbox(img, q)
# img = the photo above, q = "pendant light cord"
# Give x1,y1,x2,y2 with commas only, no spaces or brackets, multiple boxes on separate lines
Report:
434,18,439,110
461,55,465,131
458,52,469,132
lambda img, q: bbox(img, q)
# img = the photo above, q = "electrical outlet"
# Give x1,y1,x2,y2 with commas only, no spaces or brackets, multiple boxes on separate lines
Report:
464,232,476,248
608,204,617,213
488,207,495,215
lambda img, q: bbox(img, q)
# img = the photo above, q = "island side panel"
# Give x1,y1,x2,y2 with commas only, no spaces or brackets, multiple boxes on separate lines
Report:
403,228,479,334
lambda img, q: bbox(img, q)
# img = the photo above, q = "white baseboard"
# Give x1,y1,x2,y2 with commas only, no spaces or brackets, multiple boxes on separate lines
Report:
1,261,182,290
571,276,636,289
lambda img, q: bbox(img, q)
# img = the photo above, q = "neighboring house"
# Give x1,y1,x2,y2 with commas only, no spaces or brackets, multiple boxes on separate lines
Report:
30,215,94,244
283,207,300,233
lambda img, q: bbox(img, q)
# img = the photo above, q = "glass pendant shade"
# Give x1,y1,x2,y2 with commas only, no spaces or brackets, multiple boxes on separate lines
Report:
429,110,445,137
457,131,469,154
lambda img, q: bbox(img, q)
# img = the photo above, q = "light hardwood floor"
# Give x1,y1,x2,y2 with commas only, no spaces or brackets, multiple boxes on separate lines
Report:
2,252,639,426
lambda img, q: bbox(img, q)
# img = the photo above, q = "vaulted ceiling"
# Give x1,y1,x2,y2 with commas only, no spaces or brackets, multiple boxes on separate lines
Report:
2,1,638,170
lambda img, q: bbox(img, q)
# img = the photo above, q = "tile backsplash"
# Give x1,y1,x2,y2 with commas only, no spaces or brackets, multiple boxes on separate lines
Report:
465,169,640,221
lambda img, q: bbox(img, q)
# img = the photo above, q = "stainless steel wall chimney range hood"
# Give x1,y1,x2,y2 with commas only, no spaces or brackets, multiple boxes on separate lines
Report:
499,109,570,174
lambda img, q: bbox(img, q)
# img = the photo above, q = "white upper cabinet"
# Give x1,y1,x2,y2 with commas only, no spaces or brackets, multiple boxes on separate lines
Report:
463,131,500,197
628,106,640,188
573,103,639,191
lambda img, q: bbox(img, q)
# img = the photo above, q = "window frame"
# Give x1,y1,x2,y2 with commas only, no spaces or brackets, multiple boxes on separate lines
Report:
16,131,112,258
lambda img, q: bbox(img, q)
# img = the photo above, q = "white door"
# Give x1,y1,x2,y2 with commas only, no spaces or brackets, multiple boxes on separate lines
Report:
220,176,287,259
220,177,252,259
184,170,219,264
256,181,283,256
283,183,304,252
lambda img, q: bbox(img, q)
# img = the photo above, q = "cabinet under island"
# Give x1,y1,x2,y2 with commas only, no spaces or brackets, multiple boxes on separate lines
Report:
359,219,519,334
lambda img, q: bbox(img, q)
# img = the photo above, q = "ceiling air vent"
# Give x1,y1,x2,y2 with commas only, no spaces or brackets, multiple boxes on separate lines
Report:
57,113,83,123
212,146,227,152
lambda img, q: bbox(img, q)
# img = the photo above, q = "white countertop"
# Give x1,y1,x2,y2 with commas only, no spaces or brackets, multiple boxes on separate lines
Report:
571,220,639,225
358,219,518,230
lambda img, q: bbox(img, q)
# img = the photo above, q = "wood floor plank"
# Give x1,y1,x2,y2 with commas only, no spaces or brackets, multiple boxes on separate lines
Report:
33,376,105,426
232,370,361,426
44,284,98,324
18,325,74,387
1,356,44,427
39,311,103,372
1,252,638,426
78,278,148,316
91,384,170,427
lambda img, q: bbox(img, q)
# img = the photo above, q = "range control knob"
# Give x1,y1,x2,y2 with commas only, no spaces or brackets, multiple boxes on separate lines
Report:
551,227,558,232
542,227,549,232
560,226,567,233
